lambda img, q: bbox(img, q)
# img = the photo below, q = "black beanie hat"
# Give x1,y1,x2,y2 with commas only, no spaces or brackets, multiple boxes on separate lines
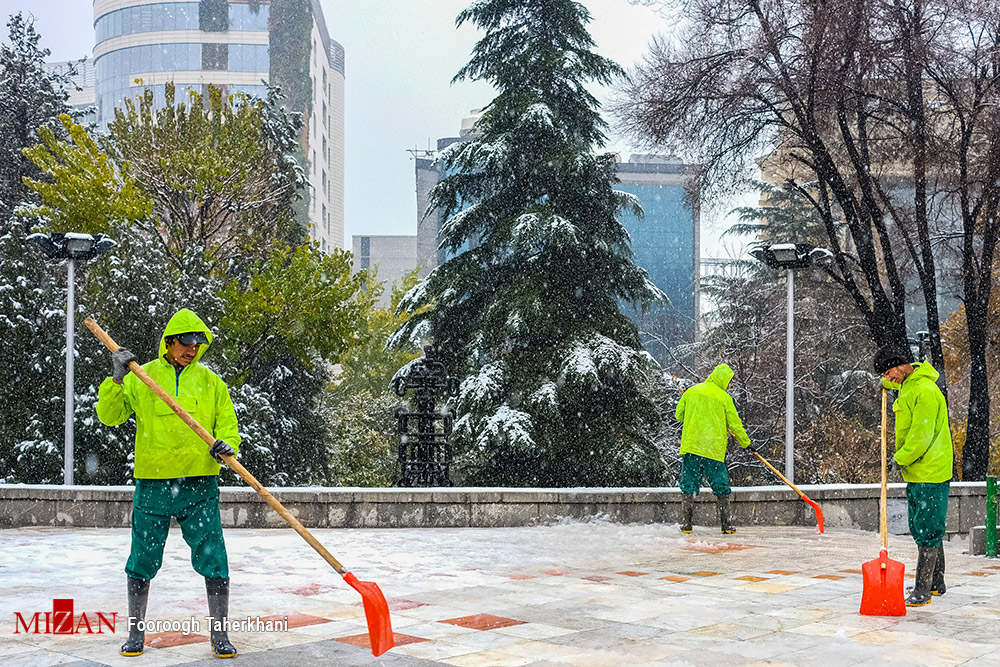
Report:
873,344,912,374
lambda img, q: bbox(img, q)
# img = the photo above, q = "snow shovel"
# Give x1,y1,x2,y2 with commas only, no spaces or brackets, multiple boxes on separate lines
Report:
750,451,824,534
84,317,395,656
860,387,906,616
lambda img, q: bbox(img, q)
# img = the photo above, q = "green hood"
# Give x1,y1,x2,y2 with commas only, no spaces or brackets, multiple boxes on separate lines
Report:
909,361,939,384
158,309,213,366
707,363,734,391
96,307,239,479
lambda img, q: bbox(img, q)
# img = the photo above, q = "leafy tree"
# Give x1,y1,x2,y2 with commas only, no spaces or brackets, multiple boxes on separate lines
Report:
327,269,423,486
217,242,368,384
21,115,152,234
105,84,307,271
215,243,370,485
392,0,666,486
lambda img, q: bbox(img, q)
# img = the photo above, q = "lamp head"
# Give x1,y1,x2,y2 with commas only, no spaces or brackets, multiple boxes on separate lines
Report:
24,232,116,261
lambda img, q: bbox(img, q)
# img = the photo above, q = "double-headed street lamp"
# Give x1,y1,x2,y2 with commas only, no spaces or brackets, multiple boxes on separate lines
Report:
26,232,117,485
749,242,833,484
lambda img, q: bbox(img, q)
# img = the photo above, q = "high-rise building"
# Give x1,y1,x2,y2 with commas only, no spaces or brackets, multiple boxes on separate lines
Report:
350,234,420,306
91,0,344,250
45,60,98,125
415,115,702,362
614,154,701,359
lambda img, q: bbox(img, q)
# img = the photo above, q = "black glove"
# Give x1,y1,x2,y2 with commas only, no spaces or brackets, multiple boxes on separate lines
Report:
111,348,136,384
210,439,234,463
745,444,758,454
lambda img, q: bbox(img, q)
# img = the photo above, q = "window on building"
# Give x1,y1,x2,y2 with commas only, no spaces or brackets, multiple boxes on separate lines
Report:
322,169,327,196
202,43,228,70
199,0,229,32
360,236,370,269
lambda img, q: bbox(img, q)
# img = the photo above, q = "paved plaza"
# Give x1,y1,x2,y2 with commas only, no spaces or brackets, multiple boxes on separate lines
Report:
2,521,999,666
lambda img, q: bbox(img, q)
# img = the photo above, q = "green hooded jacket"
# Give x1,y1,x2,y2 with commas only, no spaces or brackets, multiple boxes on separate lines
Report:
675,363,752,462
882,362,953,483
96,309,241,479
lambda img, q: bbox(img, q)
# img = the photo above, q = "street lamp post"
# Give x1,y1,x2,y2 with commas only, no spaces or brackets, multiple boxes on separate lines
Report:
749,242,833,484
26,232,117,485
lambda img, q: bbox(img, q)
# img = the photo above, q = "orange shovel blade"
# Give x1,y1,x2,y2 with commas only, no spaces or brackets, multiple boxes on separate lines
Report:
802,495,825,534
343,572,394,656
860,549,906,616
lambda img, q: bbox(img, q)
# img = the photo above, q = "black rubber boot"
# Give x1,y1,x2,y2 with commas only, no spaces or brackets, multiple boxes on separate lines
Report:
931,544,946,596
120,576,149,656
717,494,735,535
905,546,938,607
206,577,237,658
680,494,694,534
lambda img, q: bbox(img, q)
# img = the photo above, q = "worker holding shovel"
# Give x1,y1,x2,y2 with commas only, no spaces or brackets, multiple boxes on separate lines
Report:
675,363,754,534
874,345,953,607
96,308,240,658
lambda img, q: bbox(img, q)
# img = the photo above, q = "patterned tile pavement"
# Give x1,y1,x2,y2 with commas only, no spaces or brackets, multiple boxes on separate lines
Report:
1,523,999,666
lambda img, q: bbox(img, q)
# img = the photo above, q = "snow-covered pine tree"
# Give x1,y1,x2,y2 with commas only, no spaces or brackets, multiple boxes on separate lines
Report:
391,0,667,487
0,14,81,482
0,13,78,228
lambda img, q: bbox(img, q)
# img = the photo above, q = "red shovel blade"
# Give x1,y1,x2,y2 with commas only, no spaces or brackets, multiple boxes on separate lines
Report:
343,571,394,656
802,495,825,534
860,549,906,616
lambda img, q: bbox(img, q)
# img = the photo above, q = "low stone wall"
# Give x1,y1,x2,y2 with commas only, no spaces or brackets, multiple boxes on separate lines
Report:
0,482,988,537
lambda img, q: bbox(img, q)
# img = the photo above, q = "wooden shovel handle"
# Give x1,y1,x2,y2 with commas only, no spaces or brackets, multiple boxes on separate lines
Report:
881,387,888,550
752,450,806,498
84,317,348,575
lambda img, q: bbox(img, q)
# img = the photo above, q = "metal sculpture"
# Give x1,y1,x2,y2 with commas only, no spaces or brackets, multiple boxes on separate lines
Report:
391,346,459,487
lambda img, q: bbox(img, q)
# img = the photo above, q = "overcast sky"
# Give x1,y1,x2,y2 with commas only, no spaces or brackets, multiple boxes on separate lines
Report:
0,1,736,255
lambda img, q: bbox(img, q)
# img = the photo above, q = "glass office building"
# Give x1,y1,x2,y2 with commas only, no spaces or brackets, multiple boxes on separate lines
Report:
92,0,345,250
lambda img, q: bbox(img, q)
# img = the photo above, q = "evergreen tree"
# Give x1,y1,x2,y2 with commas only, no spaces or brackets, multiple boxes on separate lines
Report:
0,13,78,229
0,15,82,482
392,0,666,486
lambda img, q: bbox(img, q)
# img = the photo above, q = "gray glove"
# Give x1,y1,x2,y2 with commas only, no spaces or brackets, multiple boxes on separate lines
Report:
210,439,234,463
111,348,136,384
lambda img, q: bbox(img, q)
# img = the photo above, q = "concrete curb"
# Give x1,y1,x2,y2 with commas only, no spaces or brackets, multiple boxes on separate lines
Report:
0,482,989,536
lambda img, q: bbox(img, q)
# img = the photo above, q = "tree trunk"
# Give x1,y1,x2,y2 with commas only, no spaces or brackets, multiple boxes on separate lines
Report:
964,297,990,481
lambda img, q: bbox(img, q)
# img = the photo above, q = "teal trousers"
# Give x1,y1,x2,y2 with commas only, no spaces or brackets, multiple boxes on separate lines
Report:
126,476,229,580
906,481,950,548
679,453,731,496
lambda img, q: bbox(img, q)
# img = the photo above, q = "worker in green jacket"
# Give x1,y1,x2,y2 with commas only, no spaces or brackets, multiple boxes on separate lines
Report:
874,345,953,607
97,309,241,658
675,363,753,534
